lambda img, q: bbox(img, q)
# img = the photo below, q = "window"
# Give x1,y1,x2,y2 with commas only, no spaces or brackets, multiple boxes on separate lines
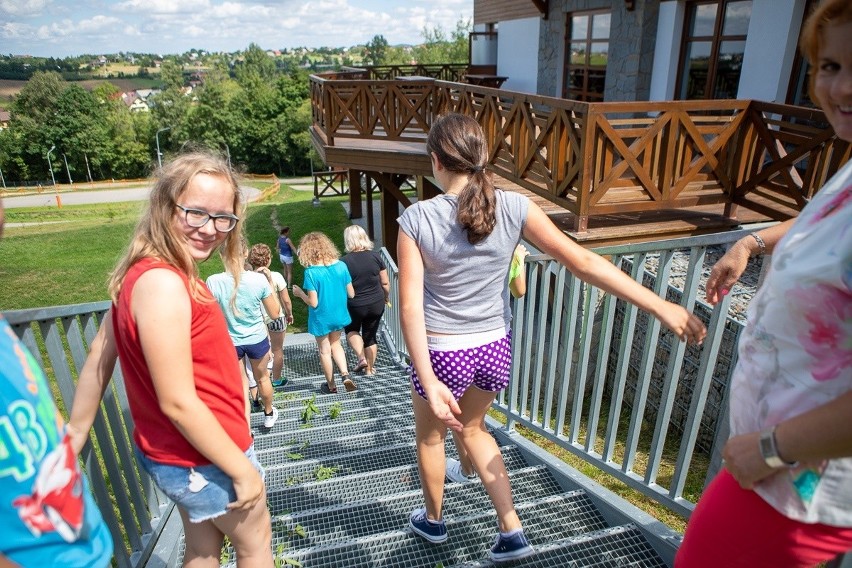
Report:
786,0,819,107
562,10,611,101
676,0,752,100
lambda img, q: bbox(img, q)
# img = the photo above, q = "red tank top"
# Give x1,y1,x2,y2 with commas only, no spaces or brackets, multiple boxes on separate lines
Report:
113,258,251,466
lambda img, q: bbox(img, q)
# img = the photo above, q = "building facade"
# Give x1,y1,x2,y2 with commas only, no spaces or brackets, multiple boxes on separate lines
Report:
474,0,816,106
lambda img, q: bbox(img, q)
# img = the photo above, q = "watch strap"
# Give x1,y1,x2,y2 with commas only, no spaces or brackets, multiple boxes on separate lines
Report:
759,426,797,469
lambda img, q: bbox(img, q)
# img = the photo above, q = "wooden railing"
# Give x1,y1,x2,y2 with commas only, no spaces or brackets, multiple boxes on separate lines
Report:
334,63,469,82
310,75,851,229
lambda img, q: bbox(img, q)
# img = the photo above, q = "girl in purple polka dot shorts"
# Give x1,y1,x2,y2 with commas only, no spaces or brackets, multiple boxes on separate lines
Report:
397,114,706,563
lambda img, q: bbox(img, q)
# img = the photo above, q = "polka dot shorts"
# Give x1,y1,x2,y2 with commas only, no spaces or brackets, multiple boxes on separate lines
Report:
411,330,512,400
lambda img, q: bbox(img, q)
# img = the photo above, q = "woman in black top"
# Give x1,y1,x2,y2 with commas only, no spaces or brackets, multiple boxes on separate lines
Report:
340,225,390,376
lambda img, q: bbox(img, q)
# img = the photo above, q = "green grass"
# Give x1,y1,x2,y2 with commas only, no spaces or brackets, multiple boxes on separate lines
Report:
0,181,353,334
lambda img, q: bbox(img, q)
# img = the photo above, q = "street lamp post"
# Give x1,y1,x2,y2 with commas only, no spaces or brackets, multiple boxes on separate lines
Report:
156,126,171,168
46,145,56,186
62,153,72,184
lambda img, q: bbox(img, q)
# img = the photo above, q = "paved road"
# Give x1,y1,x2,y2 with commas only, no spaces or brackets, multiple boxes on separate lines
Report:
2,185,262,209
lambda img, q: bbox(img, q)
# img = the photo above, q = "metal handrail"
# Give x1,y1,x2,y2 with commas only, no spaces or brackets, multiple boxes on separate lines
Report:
4,301,180,567
379,226,770,518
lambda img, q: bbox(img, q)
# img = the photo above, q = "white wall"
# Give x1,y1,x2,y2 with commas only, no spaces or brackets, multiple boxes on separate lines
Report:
649,1,684,101
496,17,539,94
737,0,805,102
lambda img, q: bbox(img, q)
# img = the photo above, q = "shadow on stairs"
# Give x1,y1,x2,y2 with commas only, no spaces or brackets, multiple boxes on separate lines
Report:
186,336,674,567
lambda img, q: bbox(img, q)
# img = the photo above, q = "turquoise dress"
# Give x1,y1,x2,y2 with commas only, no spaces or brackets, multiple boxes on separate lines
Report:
303,261,352,336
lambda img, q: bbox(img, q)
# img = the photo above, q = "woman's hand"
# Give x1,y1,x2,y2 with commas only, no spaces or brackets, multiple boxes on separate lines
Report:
227,462,265,511
422,380,463,432
722,431,779,489
654,302,707,345
706,241,751,305
292,285,304,300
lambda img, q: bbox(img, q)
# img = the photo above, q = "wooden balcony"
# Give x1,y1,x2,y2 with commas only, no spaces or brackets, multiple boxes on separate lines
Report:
309,74,850,249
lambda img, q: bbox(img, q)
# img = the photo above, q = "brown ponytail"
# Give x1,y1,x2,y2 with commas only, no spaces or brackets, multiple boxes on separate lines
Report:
426,113,496,244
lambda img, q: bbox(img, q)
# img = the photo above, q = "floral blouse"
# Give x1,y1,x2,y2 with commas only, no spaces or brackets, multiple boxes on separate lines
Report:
729,160,852,525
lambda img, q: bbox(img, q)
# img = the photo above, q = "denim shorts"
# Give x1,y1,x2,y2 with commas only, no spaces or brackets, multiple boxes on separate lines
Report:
135,444,264,523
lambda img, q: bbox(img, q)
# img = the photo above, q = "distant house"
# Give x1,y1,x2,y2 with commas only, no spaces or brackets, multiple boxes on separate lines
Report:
121,91,150,112
0,110,10,130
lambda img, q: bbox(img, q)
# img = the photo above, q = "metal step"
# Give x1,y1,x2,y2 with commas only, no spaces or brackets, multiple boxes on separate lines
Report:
263,443,529,492
265,445,530,515
273,467,581,547
251,498,647,568
207,339,670,567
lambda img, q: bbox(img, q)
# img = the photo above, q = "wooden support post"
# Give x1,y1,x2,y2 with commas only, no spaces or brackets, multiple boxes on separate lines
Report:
418,176,442,200
380,178,400,263
365,173,375,240
348,169,362,219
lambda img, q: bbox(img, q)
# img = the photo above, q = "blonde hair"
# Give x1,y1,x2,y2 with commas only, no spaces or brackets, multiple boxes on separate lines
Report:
297,232,340,267
107,151,244,302
343,225,374,252
800,0,852,107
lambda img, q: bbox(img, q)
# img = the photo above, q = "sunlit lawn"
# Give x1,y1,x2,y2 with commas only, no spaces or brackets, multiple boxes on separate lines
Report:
0,181,353,333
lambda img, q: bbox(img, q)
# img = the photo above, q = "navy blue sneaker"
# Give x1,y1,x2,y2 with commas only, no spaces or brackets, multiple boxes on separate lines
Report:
409,507,447,543
489,529,534,563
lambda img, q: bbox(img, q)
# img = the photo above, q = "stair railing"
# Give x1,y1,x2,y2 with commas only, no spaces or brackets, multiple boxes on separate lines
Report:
380,226,772,519
4,302,182,568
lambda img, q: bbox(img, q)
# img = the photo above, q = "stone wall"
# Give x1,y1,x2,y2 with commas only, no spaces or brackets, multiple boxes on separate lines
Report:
537,0,661,101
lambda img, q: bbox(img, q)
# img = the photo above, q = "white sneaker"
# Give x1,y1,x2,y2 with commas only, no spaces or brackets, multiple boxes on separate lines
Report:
446,457,476,483
262,406,278,428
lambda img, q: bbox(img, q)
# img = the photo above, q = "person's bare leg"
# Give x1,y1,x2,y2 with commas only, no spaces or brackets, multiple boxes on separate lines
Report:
239,358,251,427
329,330,349,376
364,343,378,375
450,430,476,477
411,384,448,522
270,330,285,383
179,508,225,568
211,487,274,568
249,352,273,414
456,387,522,533
347,331,366,369
315,334,335,389
284,264,292,288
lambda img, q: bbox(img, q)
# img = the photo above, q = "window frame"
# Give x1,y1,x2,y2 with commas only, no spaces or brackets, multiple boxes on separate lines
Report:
561,9,612,102
674,0,752,100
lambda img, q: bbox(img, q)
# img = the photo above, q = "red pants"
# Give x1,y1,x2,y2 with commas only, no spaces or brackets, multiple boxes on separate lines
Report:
676,469,852,567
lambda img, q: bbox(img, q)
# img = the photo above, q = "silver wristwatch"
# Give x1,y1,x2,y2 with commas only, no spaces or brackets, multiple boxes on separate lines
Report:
759,426,797,469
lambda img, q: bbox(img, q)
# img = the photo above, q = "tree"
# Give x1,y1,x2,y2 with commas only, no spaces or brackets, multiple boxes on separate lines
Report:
413,18,471,64
365,35,389,66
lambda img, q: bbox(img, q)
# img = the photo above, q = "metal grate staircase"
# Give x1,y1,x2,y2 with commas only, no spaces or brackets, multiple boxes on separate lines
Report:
207,337,675,567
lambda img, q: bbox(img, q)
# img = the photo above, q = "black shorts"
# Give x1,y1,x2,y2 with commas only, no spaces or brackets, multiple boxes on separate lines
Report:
344,300,385,347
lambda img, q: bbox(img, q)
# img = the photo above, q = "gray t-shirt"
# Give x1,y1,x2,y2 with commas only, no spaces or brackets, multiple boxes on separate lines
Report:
397,189,529,333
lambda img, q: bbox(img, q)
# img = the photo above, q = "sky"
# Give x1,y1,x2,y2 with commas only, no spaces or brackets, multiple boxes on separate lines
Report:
0,0,473,58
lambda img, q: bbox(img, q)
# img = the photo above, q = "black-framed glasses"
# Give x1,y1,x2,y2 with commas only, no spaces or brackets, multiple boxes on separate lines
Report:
175,204,239,233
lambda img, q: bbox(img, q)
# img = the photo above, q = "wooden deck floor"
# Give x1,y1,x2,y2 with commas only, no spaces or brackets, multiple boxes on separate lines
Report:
312,127,786,247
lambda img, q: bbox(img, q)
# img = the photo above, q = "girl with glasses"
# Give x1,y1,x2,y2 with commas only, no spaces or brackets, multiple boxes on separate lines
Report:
66,151,274,567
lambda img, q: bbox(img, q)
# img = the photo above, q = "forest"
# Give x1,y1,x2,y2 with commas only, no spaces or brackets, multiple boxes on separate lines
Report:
0,21,469,184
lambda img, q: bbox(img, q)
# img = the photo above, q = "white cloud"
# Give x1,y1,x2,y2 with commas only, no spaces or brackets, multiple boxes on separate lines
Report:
113,0,210,15
0,0,50,17
0,21,33,38
2,0,473,57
